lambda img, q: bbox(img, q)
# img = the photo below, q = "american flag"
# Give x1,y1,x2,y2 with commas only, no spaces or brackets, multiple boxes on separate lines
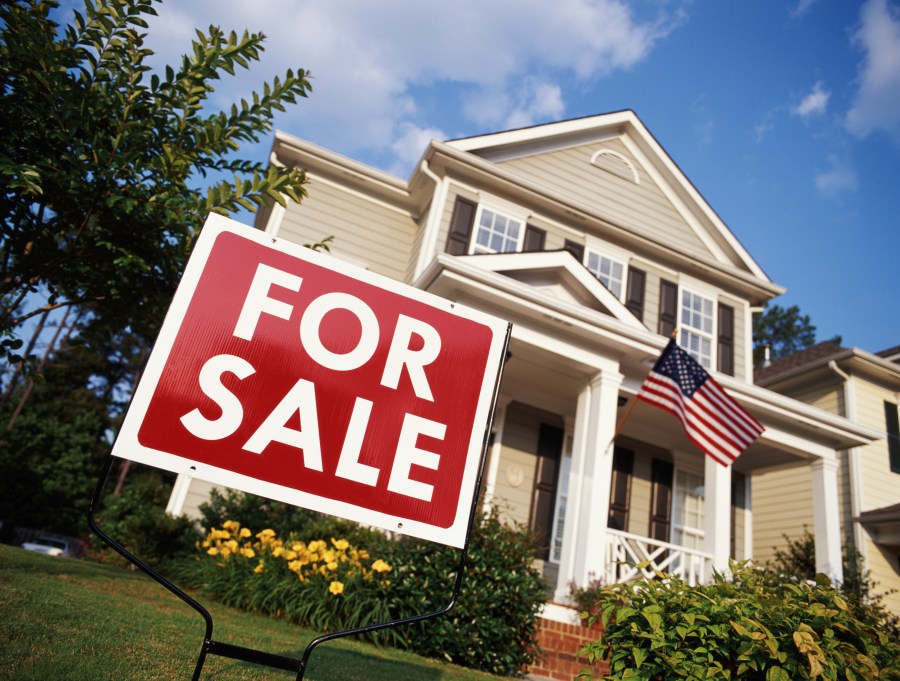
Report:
637,339,764,466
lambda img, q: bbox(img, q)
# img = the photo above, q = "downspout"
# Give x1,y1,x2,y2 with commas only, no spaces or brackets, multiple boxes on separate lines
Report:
413,158,448,282
828,360,867,568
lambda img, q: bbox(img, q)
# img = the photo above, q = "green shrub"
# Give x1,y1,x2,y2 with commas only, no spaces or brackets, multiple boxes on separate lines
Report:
176,495,547,677
579,562,900,680
175,521,396,641
387,507,546,677
91,470,198,569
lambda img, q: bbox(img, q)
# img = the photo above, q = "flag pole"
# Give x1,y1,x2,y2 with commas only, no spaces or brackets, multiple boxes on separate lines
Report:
606,329,678,453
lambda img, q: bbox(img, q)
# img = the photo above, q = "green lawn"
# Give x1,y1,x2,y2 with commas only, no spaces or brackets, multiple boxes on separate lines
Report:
0,544,506,680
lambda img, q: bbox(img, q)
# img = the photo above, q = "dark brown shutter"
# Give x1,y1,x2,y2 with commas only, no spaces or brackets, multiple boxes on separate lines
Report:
529,423,563,559
648,459,673,542
658,279,678,338
523,224,546,252
564,239,585,263
445,196,477,255
885,402,900,474
625,267,646,321
607,447,634,531
718,303,735,376
730,472,746,558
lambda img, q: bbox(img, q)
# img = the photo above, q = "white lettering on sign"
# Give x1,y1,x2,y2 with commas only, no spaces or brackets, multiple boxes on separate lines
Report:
233,264,302,341
180,354,255,440
299,292,379,371
179,262,452,501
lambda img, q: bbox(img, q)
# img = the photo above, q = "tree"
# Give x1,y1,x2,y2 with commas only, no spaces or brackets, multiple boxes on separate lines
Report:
0,0,310,357
753,303,842,367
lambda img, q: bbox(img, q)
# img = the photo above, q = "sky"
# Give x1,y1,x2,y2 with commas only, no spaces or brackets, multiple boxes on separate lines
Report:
89,0,900,353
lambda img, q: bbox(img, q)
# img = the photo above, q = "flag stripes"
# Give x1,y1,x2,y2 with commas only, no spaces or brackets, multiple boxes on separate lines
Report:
637,340,764,466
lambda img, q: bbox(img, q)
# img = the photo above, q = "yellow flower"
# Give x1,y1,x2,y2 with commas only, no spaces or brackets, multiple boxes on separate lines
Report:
328,581,344,596
256,528,276,541
291,542,305,552
254,561,265,574
239,527,252,539
283,550,297,561
358,549,370,561
288,560,302,573
272,546,285,558
371,559,391,573
323,550,335,563
331,538,349,551
226,539,239,552
241,547,256,559
326,561,338,571
222,520,239,531
207,547,219,556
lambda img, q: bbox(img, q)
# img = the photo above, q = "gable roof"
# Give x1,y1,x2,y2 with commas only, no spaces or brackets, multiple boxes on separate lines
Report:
444,110,773,285
453,250,647,330
755,341,900,389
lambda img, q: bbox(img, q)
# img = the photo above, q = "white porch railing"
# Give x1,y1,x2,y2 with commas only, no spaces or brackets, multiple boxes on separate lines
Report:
605,528,713,586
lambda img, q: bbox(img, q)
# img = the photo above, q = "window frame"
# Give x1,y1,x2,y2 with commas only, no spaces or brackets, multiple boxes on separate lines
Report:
583,239,631,301
469,203,527,255
679,284,717,370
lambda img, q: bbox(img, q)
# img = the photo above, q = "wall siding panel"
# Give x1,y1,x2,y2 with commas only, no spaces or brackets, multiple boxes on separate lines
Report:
277,176,417,281
496,139,714,261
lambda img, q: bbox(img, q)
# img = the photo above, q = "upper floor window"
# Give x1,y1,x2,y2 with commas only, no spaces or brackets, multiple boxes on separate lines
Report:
586,250,625,299
680,288,714,369
886,401,900,474
473,207,522,254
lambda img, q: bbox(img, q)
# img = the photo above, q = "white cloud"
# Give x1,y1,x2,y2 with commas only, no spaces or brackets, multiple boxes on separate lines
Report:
790,0,820,19
134,0,684,170
814,156,859,199
846,0,900,144
390,123,446,174
791,81,830,117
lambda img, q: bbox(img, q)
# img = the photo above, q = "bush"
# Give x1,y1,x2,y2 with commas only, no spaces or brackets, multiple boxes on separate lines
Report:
175,521,396,640
175,495,547,677
91,470,198,569
766,529,900,645
387,507,546,677
578,562,900,680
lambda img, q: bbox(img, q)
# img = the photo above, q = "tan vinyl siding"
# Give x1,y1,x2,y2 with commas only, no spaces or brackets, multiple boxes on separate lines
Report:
404,207,430,284
854,380,900,512
492,402,564,528
868,543,900,615
751,464,815,564
276,175,417,282
496,139,714,261
626,453,653,538
181,479,219,520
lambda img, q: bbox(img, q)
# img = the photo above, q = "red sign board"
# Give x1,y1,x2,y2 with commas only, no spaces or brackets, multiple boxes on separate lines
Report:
113,215,509,548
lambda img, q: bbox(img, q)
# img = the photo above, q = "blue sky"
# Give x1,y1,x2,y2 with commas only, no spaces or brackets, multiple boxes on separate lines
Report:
135,0,900,354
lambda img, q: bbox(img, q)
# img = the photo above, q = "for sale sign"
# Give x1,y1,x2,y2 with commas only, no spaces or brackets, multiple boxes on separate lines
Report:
113,214,510,548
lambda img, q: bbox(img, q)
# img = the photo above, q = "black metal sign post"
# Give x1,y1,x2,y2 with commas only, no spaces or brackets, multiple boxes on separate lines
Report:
88,324,511,680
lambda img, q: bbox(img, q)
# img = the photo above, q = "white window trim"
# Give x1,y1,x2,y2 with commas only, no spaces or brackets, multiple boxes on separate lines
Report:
670,466,706,551
583,237,631,301
469,199,528,254
677,277,719,371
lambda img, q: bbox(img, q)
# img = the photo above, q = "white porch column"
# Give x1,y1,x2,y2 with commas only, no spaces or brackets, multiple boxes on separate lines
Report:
482,397,512,511
703,456,731,574
811,456,844,584
554,365,623,601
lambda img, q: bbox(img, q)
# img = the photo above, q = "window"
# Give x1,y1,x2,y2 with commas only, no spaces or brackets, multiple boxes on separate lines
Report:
886,402,900,474
473,207,522,253
522,224,546,251
445,196,477,255
528,424,563,560
549,438,572,564
586,250,625,298
672,470,705,551
680,289,715,369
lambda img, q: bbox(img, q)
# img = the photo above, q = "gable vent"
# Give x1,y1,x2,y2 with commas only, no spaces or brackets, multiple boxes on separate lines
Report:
590,149,639,184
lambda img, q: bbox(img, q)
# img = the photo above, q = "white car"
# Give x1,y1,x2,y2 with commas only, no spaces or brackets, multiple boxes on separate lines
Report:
22,537,70,557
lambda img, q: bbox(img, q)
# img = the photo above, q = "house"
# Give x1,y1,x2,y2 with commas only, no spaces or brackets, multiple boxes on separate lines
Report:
754,342,900,615
166,110,878,676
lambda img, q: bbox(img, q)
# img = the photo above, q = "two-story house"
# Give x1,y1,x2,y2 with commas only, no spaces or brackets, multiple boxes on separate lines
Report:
167,110,877,631
754,342,900,616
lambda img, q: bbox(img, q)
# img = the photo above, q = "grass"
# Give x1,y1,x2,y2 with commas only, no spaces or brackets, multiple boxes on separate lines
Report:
0,544,507,680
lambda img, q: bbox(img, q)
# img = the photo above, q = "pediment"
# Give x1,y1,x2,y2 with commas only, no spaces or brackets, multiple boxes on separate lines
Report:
444,111,771,282
454,250,646,330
